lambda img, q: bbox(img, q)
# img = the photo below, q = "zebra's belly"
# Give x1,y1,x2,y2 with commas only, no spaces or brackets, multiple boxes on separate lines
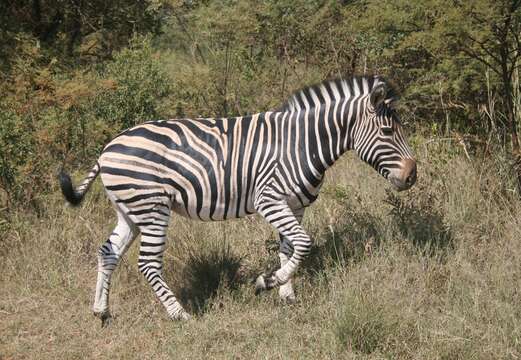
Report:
170,195,255,221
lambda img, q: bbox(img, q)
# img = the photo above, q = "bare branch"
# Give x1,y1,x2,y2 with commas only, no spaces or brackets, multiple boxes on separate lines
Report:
464,33,503,65
405,21,423,32
509,22,521,53
174,13,207,65
460,47,502,75
467,9,488,25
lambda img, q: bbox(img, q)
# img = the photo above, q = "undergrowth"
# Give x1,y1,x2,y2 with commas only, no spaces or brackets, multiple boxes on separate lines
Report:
1,140,521,359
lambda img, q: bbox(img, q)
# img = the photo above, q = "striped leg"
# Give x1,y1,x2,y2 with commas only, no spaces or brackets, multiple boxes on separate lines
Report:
255,198,312,294
137,225,190,321
93,209,137,325
278,207,305,303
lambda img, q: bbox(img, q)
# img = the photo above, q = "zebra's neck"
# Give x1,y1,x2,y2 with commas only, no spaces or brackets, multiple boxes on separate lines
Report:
284,97,366,176
278,76,385,174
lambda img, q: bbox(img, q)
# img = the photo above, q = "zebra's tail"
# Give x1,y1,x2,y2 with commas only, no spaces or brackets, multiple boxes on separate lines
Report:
59,162,101,206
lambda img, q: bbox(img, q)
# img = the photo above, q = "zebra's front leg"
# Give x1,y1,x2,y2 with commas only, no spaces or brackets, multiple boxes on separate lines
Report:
278,252,295,303
93,210,137,326
277,207,305,303
255,201,311,294
137,226,190,321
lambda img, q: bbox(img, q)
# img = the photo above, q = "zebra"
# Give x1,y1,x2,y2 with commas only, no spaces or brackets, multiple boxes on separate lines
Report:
59,75,416,324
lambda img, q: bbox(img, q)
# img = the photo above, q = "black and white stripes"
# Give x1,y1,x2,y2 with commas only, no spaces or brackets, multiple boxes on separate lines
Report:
60,75,416,323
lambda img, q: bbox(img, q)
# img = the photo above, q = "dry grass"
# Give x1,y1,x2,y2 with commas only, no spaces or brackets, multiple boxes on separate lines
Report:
2,137,521,359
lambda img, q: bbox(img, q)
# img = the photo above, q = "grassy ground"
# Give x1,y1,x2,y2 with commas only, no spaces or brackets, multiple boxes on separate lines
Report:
1,137,521,359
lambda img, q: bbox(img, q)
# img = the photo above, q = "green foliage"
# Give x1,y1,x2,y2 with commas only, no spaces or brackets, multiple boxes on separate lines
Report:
160,0,355,117
91,36,172,129
0,0,166,67
0,107,34,204
158,0,520,139
1,0,521,208
0,36,172,207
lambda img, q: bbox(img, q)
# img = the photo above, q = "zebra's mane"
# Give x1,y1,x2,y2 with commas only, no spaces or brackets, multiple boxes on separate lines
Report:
278,75,398,112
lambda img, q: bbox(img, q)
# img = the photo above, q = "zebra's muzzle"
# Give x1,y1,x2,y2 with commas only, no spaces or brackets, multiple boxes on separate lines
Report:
389,158,417,191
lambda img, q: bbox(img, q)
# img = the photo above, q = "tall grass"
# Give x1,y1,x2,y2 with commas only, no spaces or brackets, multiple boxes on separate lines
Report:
1,137,521,359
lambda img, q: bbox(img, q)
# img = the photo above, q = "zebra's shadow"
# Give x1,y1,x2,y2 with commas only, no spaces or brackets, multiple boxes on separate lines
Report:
385,189,454,258
302,210,383,276
302,190,454,276
171,242,245,315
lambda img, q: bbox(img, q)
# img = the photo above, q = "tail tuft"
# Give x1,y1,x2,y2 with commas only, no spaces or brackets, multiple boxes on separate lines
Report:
58,170,84,206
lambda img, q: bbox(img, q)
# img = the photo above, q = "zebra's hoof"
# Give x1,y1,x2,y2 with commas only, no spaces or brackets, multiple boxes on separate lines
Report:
171,309,191,321
255,273,277,295
279,284,296,304
255,274,267,295
94,311,112,328
280,294,296,305
177,312,192,321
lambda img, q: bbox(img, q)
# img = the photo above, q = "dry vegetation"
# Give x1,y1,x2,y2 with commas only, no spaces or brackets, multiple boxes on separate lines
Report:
1,137,521,359
2,1,521,359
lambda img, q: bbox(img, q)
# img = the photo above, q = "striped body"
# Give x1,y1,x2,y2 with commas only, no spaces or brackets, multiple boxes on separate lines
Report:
100,113,321,223
59,76,417,322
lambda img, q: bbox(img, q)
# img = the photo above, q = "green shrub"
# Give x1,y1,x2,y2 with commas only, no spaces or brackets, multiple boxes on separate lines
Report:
91,36,172,130
0,106,35,205
0,36,174,208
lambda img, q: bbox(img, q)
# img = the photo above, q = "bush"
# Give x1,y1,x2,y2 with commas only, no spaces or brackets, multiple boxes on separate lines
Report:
0,36,173,208
91,36,172,130
0,106,36,205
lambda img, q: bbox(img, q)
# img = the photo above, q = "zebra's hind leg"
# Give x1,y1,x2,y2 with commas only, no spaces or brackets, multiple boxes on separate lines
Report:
137,224,190,321
93,209,137,326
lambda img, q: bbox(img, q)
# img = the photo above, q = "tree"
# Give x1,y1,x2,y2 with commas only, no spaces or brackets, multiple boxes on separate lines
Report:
0,0,166,66
446,0,521,189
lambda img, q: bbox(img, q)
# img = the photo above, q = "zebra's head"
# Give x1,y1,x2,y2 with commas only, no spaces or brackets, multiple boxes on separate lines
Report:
352,79,416,191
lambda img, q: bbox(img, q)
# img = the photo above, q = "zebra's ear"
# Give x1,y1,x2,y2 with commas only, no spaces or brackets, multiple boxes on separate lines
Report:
384,96,398,108
370,83,387,109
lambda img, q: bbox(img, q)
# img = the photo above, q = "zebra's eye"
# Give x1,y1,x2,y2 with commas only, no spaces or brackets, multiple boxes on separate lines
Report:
381,126,393,136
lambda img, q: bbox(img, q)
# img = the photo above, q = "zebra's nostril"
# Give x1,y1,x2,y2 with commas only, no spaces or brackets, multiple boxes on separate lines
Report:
401,159,417,187
406,170,416,186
